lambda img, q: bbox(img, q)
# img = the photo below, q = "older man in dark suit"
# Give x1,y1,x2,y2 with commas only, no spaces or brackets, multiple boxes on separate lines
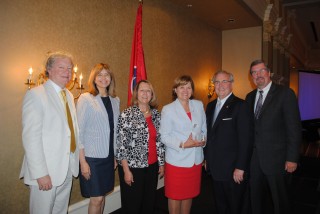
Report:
205,70,253,214
245,59,302,214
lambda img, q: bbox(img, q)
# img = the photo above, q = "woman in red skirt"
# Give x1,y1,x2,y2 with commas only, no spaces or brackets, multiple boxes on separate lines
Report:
160,75,207,214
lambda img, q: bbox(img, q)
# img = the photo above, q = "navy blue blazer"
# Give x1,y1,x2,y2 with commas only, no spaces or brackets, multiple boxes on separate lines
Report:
205,93,253,181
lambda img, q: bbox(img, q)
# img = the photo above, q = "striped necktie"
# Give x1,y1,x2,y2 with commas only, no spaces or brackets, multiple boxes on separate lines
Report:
254,90,264,119
60,90,76,153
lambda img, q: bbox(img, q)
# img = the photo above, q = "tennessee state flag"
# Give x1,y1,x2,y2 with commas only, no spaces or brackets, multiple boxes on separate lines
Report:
127,3,147,106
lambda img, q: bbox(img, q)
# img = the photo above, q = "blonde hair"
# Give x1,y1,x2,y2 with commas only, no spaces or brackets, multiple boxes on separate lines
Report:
131,80,158,108
44,51,74,77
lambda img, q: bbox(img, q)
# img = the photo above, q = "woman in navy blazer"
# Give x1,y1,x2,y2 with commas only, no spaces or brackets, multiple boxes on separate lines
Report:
160,75,207,214
77,63,120,214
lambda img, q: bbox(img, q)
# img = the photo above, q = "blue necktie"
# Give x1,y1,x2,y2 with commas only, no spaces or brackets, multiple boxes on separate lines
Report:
213,100,221,125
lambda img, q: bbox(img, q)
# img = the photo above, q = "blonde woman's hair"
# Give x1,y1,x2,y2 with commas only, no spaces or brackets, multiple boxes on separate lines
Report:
131,80,158,108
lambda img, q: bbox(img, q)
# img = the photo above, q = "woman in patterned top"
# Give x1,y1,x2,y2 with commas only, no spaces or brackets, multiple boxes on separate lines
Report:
116,80,165,214
77,63,120,214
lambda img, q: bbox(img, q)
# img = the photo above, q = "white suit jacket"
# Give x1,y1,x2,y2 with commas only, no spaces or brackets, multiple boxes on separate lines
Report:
20,80,79,186
160,99,207,167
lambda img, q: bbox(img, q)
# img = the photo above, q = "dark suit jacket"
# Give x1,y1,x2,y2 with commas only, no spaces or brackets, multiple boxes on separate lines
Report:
205,93,253,181
245,83,302,175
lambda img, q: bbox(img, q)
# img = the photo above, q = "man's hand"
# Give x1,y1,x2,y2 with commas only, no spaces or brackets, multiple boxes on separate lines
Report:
37,175,52,191
233,169,244,184
285,161,297,173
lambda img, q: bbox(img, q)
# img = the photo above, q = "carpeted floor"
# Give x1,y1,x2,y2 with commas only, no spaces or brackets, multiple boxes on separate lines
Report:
111,143,320,214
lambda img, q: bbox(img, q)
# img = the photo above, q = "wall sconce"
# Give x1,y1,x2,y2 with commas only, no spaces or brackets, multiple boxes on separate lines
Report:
68,65,85,99
207,78,215,99
25,67,35,89
24,65,85,99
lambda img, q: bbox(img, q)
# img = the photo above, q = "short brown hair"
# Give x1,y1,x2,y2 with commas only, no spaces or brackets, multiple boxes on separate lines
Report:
87,63,116,97
249,59,270,75
172,75,194,100
131,80,158,108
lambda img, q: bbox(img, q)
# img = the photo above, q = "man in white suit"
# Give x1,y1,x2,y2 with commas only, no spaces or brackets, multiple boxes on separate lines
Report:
20,51,79,214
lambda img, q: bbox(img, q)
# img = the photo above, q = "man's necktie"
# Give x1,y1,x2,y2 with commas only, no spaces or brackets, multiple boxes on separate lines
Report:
60,90,76,153
213,100,222,125
254,90,264,119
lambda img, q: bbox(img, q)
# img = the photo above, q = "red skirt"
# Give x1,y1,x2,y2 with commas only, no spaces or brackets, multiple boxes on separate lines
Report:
164,162,202,200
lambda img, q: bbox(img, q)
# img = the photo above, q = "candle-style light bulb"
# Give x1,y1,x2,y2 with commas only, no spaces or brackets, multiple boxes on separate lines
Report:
79,73,83,87
73,65,78,80
28,67,33,82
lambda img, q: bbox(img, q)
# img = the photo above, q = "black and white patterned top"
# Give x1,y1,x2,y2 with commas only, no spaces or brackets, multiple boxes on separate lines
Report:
116,105,165,168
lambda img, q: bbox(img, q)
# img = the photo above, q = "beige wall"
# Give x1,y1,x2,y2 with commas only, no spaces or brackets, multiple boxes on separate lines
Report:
0,0,222,212
222,26,262,99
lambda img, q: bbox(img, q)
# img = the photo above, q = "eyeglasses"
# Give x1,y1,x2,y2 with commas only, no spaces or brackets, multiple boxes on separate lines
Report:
213,80,231,85
250,68,269,76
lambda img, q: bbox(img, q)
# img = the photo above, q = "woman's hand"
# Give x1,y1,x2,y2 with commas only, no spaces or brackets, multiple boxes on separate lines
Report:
158,166,165,179
124,169,134,186
183,134,206,148
80,161,91,180
114,158,118,170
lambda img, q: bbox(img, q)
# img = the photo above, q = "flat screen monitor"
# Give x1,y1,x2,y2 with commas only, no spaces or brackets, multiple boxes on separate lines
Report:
298,71,320,121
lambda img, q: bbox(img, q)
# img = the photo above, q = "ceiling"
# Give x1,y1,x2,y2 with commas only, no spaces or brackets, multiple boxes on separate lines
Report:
283,0,320,50
168,0,262,30
168,0,320,70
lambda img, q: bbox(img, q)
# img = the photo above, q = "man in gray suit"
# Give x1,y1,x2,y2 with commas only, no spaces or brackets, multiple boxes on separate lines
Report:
20,51,79,214
245,59,302,214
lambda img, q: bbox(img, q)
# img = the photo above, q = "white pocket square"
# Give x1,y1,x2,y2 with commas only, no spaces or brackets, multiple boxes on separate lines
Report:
222,118,232,120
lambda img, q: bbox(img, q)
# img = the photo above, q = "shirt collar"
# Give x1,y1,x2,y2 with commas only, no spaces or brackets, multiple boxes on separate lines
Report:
259,81,272,94
217,92,232,106
47,79,65,94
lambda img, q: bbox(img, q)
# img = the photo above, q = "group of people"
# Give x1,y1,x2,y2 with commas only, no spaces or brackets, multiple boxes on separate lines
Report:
20,51,301,214
204,61,301,214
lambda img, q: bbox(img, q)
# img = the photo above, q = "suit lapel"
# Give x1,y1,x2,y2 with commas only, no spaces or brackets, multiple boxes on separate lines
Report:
174,99,192,125
44,81,66,121
207,100,217,128
95,95,109,121
249,90,257,112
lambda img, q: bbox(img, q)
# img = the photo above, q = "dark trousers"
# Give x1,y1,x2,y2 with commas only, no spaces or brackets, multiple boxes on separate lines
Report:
118,163,159,214
250,150,290,214
212,177,250,214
